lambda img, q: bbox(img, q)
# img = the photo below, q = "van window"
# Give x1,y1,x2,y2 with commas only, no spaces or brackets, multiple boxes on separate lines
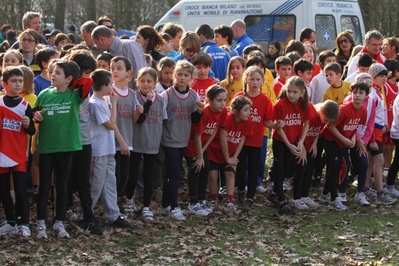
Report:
315,15,337,52
245,15,295,52
340,16,362,45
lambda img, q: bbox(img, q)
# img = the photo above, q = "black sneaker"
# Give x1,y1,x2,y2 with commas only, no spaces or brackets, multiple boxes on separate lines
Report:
267,192,279,207
243,199,253,211
278,202,296,214
110,216,133,228
236,191,245,205
87,218,104,235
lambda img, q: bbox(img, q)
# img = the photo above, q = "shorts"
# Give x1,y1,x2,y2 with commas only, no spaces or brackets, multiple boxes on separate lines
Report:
209,160,236,174
0,162,27,174
382,132,395,146
368,140,383,156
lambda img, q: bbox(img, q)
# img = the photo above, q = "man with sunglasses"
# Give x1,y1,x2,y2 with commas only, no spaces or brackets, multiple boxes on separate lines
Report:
300,27,318,53
347,30,386,77
97,16,117,37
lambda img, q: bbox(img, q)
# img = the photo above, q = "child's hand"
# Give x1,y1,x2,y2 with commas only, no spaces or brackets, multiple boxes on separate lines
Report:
212,78,221,85
296,148,307,166
136,104,144,114
33,110,45,122
21,115,30,129
369,141,378,151
110,90,118,104
276,120,284,129
226,157,239,166
296,141,304,153
310,143,318,158
288,144,299,156
342,138,354,148
31,143,37,155
195,101,205,114
356,140,367,157
146,90,154,101
119,141,130,157
192,157,204,173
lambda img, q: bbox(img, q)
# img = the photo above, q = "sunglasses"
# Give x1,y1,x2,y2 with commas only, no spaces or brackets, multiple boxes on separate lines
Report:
21,38,36,43
339,38,351,44
185,48,194,53
106,25,114,29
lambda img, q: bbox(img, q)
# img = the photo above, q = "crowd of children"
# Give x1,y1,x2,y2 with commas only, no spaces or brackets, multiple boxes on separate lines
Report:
1,24,399,241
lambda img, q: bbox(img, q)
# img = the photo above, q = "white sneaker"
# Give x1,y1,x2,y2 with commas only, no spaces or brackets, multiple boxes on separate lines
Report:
159,206,171,215
0,223,18,235
283,178,293,191
294,199,309,210
142,207,154,221
225,202,237,212
256,185,267,193
199,200,213,214
301,197,319,209
354,192,370,207
364,189,377,198
53,222,70,239
338,193,347,203
18,225,31,237
208,200,217,210
123,199,136,215
384,187,399,198
376,193,397,205
319,192,331,204
36,222,47,239
188,203,209,216
329,197,347,211
170,207,186,221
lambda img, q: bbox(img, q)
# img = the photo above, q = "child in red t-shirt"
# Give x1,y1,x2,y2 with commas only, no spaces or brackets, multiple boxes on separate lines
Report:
208,95,252,211
234,66,277,210
191,53,215,103
272,56,292,97
293,100,339,210
185,85,228,215
270,76,311,214
320,82,368,211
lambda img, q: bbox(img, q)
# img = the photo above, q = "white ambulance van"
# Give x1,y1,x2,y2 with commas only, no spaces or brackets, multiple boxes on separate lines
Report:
155,0,365,52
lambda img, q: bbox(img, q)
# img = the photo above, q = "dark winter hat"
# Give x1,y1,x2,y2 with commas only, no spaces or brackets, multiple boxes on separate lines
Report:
369,63,387,79
46,29,61,37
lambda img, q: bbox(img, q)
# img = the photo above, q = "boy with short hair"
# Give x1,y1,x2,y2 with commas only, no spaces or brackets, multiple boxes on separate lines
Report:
272,56,292,96
309,50,336,104
0,67,35,237
323,62,351,105
33,48,59,95
96,52,113,71
88,69,133,228
294,58,314,84
345,53,373,83
191,53,214,102
213,24,239,56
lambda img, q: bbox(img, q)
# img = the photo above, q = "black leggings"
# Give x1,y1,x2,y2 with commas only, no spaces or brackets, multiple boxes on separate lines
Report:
0,171,29,225
162,146,185,209
37,152,73,221
185,152,210,204
126,152,156,207
387,138,399,186
322,137,342,201
67,145,94,221
293,152,314,199
115,151,133,198
236,146,261,199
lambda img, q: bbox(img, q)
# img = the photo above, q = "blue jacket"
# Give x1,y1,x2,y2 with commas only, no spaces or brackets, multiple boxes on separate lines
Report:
231,34,255,56
201,41,230,80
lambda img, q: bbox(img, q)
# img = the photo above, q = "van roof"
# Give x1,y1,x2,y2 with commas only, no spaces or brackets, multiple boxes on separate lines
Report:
179,0,359,2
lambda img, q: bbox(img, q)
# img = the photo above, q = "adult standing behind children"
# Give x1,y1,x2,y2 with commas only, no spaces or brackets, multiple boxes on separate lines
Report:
161,23,185,58
11,11,48,49
91,26,147,90
195,24,230,81
230,20,254,57
80,21,103,58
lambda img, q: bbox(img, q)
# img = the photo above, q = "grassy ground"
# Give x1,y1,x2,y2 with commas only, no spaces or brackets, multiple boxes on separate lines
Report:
1,184,399,265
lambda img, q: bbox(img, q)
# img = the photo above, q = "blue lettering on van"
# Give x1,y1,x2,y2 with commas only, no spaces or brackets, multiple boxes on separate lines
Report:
247,4,261,8
220,4,237,8
318,2,334,8
230,9,262,15
336,3,353,8
187,11,201,15
202,5,218,9
185,5,199,10
204,10,220,15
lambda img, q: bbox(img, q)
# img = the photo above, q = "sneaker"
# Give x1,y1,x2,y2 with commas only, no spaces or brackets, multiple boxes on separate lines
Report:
225,202,237,212
111,215,133,228
354,192,370,207
142,207,154,221
188,203,209,216
293,199,309,210
236,191,245,205
376,193,397,205
338,193,347,203
53,222,70,239
301,197,319,209
243,199,254,211
328,197,347,211
267,193,279,207
36,222,47,239
319,192,331,204
159,206,171,215
364,189,377,199
0,223,18,235
384,187,399,199
208,200,217,210
66,208,79,221
87,218,104,235
219,186,227,195
18,225,31,237
278,202,295,214
283,178,292,191
170,207,186,221
199,200,213,214
123,200,136,216
256,185,267,193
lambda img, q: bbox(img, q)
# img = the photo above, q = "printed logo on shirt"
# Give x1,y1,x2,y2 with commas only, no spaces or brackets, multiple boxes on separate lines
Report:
145,110,163,124
204,122,217,135
118,104,134,118
227,131,242,144
2,118,22,131
343,118,361,131
44,102,72,115
307,126,322,137
284,113,302,126
170,106,193,120
250,107,261,123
